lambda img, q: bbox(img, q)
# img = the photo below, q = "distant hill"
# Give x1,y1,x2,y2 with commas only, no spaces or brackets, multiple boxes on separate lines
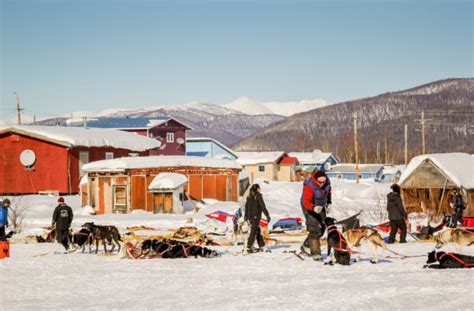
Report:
33,102,285,146
27,97,328,146
224,96,329,116
233,78,474,164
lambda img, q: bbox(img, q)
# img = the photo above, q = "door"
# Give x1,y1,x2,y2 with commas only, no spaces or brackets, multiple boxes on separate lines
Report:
153,193,173,214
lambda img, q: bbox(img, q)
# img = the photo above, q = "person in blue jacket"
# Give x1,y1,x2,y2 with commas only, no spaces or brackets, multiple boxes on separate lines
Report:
0,199,10,242
300,170,332,261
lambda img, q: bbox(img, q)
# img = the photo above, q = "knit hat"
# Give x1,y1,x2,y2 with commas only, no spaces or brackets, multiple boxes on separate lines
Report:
390,184,401,194
58,197,65,203
313,170,327,180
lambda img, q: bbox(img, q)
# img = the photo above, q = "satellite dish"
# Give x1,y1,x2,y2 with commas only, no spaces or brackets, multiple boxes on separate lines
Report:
324,162,331,171
312,149,323,163
176,137,185,145
20,149,36,167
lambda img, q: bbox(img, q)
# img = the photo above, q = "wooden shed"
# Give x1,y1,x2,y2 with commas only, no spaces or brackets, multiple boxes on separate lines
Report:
399,153,474,217
147,173,188,214
81,156,241,214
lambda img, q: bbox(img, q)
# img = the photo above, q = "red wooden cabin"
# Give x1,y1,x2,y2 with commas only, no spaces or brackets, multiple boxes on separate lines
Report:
0,126,161,195
74,117,191,156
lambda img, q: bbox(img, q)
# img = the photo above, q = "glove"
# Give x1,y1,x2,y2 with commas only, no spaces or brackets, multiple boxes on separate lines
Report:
267,217,271,223
313,206,324,214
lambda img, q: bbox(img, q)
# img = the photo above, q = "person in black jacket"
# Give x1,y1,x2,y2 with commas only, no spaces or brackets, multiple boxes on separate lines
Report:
387,184,408,244
52,197,74,250
450,189,465,227
245,184,271,252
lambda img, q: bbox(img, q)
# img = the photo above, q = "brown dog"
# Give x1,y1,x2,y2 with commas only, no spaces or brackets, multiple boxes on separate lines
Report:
434,228,474,253
344,227,387,264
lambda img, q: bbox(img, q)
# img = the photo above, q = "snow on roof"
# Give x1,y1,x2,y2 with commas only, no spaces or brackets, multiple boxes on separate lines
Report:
186,137,237,158
77,117,192,130
379,165,403,175
328,163,383,173
83,156,241,172
235,152,286,165
288,152,334,164
148,173,188,190
399,153,474,189
1,126,161,151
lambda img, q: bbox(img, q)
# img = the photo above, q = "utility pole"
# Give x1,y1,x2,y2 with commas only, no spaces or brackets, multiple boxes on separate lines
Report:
416,111,431,155
353,113,359,184
14,91,23,125
33,115,37,125
384,130,388,164
404,124,408,165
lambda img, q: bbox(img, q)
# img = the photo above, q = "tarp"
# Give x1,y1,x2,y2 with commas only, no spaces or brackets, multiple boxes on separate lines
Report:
272,217,303,231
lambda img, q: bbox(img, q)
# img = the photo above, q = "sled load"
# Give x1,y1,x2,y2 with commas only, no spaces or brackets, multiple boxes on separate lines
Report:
271,217,304,233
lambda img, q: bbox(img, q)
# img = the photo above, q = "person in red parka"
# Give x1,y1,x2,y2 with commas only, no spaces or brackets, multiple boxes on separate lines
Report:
300,170,332,261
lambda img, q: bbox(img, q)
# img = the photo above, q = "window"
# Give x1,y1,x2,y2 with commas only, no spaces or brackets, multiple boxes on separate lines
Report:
166,132,174,143
113,186,127,212
79,151,89,176
128,152,139,157
258,165,265,172
105,152,114,160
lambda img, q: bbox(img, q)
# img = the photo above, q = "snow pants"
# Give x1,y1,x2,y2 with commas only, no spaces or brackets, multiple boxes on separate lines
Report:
388,219,407,243
247,220,265,249
0,226,5,242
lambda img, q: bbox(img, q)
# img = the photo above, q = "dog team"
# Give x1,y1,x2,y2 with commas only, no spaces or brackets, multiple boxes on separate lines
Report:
2,169,472,267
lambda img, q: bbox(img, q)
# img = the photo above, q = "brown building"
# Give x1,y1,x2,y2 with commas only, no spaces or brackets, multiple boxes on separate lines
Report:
399,153,474,217
81,156,241,214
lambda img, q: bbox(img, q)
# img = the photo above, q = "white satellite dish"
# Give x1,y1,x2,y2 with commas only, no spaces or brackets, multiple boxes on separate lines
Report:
20,149,36,167
324,162,331,171
311,149,323,163
176,137,185,145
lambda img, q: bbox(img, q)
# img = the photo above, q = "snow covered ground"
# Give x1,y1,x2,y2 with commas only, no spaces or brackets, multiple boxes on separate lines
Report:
1,179,473,310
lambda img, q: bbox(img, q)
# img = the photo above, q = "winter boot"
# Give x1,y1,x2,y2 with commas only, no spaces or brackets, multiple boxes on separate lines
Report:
310,238,323,261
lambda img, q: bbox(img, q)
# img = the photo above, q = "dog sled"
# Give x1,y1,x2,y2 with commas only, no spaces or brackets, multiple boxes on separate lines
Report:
271,217,304,233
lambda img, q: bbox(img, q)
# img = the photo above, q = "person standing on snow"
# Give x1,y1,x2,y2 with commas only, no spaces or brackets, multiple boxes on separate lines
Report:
52,197,73,250
300,170,332,261
245,184,271,253
0,199,10,242
387,184,408,244
450,189,465,227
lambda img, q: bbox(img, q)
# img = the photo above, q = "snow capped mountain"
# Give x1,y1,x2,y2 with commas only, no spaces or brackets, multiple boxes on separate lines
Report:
224,97,274,115
224,96,329,116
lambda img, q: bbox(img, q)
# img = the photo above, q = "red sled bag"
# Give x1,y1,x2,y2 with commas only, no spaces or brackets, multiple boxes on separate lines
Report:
0,241,10,259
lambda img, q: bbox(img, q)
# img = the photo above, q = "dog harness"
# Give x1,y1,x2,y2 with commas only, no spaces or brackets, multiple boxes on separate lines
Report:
438,252,474,267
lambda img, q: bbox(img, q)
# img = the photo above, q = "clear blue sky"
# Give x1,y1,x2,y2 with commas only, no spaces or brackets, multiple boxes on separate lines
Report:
1,0,472,118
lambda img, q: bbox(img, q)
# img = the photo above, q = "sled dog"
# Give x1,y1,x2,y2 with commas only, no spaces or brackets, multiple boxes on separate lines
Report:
345,227,387,264
434,228,474,253
232,218,250,255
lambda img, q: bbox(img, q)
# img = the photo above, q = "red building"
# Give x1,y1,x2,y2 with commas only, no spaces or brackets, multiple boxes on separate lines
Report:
75,117,191,156
0,126,161,195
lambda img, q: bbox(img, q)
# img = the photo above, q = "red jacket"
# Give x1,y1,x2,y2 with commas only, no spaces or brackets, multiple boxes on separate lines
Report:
301,176,332,211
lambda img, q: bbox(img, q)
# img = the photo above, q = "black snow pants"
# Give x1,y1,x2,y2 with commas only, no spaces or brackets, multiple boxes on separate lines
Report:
247,220,265,249
388,219,407,243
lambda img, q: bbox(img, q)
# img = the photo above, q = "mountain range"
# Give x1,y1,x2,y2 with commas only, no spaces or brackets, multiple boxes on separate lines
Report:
3,78,472,163
234,78,474,163
15,98,327,146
